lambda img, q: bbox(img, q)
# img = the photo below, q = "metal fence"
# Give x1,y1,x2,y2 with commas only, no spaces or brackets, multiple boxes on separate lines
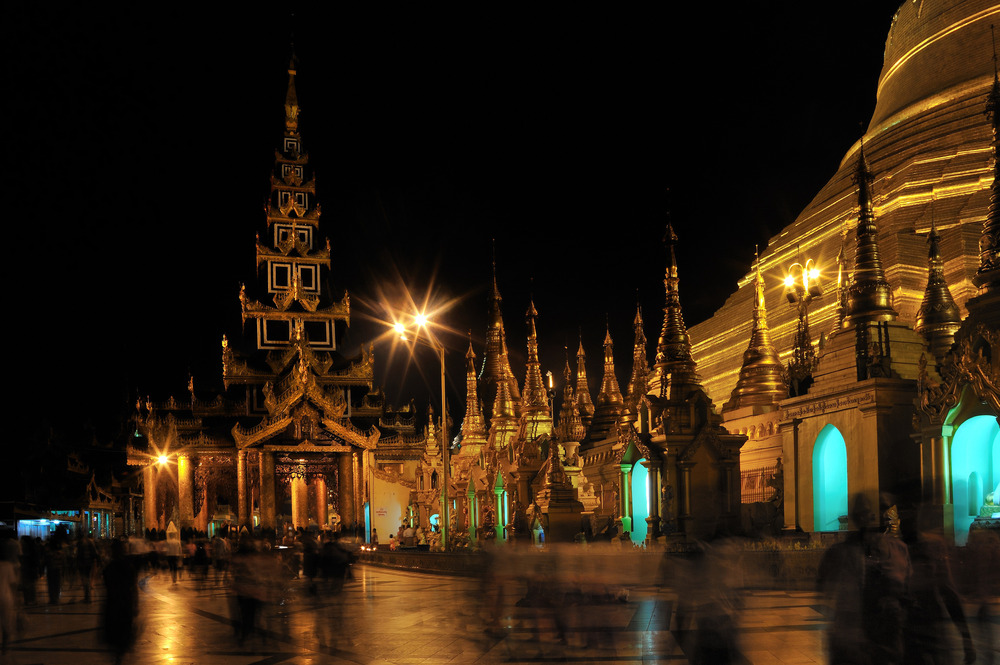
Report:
741,464,778,504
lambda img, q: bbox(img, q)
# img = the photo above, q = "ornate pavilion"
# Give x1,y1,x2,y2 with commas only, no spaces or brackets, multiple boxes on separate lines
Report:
129,58,412,536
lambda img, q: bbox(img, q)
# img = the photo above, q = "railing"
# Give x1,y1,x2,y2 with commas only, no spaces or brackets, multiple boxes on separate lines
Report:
741,464,778,504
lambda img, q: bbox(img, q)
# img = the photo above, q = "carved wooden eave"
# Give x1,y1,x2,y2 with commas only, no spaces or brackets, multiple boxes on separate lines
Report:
256,240,331,266
612,422,654,464
233,414,293,449
269,173,316,193
241,293,350,323
676,425,742,463
919,322,1000,425
274,149,309,165
323,416,379,450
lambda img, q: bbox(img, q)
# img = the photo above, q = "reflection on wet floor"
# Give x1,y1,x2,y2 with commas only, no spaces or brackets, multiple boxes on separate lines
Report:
2,549,996,665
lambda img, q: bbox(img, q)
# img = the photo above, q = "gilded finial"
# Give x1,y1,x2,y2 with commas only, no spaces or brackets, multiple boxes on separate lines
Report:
915,210,961,362
724,250,786,412
846,141,897,324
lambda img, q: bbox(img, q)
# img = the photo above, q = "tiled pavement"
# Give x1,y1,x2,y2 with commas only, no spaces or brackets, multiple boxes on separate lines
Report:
1,564,995,665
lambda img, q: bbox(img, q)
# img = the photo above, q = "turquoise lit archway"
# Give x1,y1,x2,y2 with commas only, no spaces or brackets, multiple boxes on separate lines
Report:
630,460,649,544
813,425,848,532
951,415,1000,546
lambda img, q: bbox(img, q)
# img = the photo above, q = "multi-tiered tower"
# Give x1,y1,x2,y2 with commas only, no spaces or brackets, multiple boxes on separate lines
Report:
134,58,381,535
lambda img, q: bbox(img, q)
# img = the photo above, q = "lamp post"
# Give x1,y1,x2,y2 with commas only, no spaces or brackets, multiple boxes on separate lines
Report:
393,317,450,550
784,254,823,396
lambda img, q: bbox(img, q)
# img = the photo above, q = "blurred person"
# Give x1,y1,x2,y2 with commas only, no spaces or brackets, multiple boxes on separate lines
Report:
682,531,745,664
230,538,266,644
19,536,39,606
817,492,878,665
165,532,182,584
102,538,139,665
865,504,910,664
76,532,100,603
966,528,998,665
45,534,67,605
902,508,975,665
0,529,19,654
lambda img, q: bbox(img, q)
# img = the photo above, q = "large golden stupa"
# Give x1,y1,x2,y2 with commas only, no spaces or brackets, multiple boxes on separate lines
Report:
691,0,999,405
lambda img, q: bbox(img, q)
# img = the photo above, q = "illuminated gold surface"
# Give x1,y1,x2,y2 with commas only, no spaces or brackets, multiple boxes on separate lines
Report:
690,6,995,405
915,220,962,360
458,339,488,448
723,256,786,412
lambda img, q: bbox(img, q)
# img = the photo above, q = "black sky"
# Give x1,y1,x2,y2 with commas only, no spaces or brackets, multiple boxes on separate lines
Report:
10,3,904,439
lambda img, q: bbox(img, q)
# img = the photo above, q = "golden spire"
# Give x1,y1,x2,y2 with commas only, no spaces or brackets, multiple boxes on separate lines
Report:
479,252,521,420
574,333,595,427
459,337,488,447
915,218,961,363
834,225,850,332
597,324,624,408
521,299,548,412
846,143,897,324
723,250,787,412
557,349,587,442
974,25,1000,293
284,55,300,135
488,348,520,450
652,222,701,398
622,304,649,423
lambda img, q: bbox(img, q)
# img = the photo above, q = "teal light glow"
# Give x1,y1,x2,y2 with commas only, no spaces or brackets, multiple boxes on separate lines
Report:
630,460,649,544
813,424,848,531
951,415,1000,545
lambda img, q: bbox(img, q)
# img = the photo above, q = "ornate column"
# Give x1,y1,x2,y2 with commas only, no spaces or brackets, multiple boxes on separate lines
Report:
933,426,953,505
178,454,195,527
678,461,694,519
314,475,328,529
143,465,157,533
643,460,661,542
291,473,308,529
495,487,506,541
237,449,249,529
619,463,632,534
467,487,477,542
259,450,276,530
338,451,356,533
779,418,801,531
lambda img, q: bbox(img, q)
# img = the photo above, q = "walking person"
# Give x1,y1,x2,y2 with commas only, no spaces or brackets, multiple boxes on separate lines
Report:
102,538,139,665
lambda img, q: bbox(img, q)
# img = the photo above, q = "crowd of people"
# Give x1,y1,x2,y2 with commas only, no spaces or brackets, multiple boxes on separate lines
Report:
0,524,358,662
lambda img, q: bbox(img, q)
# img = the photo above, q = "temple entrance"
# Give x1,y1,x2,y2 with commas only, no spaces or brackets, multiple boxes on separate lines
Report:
951,415,1000,545
629,459,649,545
813,424,848,532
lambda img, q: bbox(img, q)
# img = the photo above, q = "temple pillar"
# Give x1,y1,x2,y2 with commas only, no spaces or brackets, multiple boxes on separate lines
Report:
291,474,308,529
780,418,801,531
643,460,661,542
338,451,356,533
314,475,328,529
495,487,506,541
259,450,276,530
678,461,694,519
143,465,157,533
237,449,249,529
178,454,195,528
933,427,953,505
467,487,477,542
619,463,632,534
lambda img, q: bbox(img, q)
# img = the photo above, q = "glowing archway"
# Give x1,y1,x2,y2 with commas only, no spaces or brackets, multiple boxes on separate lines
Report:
813,424,848,532
951,415,1000,545
630,460,649,544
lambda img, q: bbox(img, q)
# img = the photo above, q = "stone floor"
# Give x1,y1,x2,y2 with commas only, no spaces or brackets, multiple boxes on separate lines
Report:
2,563,996,665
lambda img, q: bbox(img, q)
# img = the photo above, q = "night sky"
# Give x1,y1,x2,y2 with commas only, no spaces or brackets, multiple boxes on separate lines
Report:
11,3,904,443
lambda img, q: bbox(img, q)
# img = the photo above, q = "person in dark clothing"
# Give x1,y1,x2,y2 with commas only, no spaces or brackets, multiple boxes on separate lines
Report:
102,538,139,665
76,534,100,603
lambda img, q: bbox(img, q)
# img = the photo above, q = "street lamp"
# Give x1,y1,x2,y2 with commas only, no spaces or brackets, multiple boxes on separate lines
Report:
393,313,450,550
784,253,823,396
